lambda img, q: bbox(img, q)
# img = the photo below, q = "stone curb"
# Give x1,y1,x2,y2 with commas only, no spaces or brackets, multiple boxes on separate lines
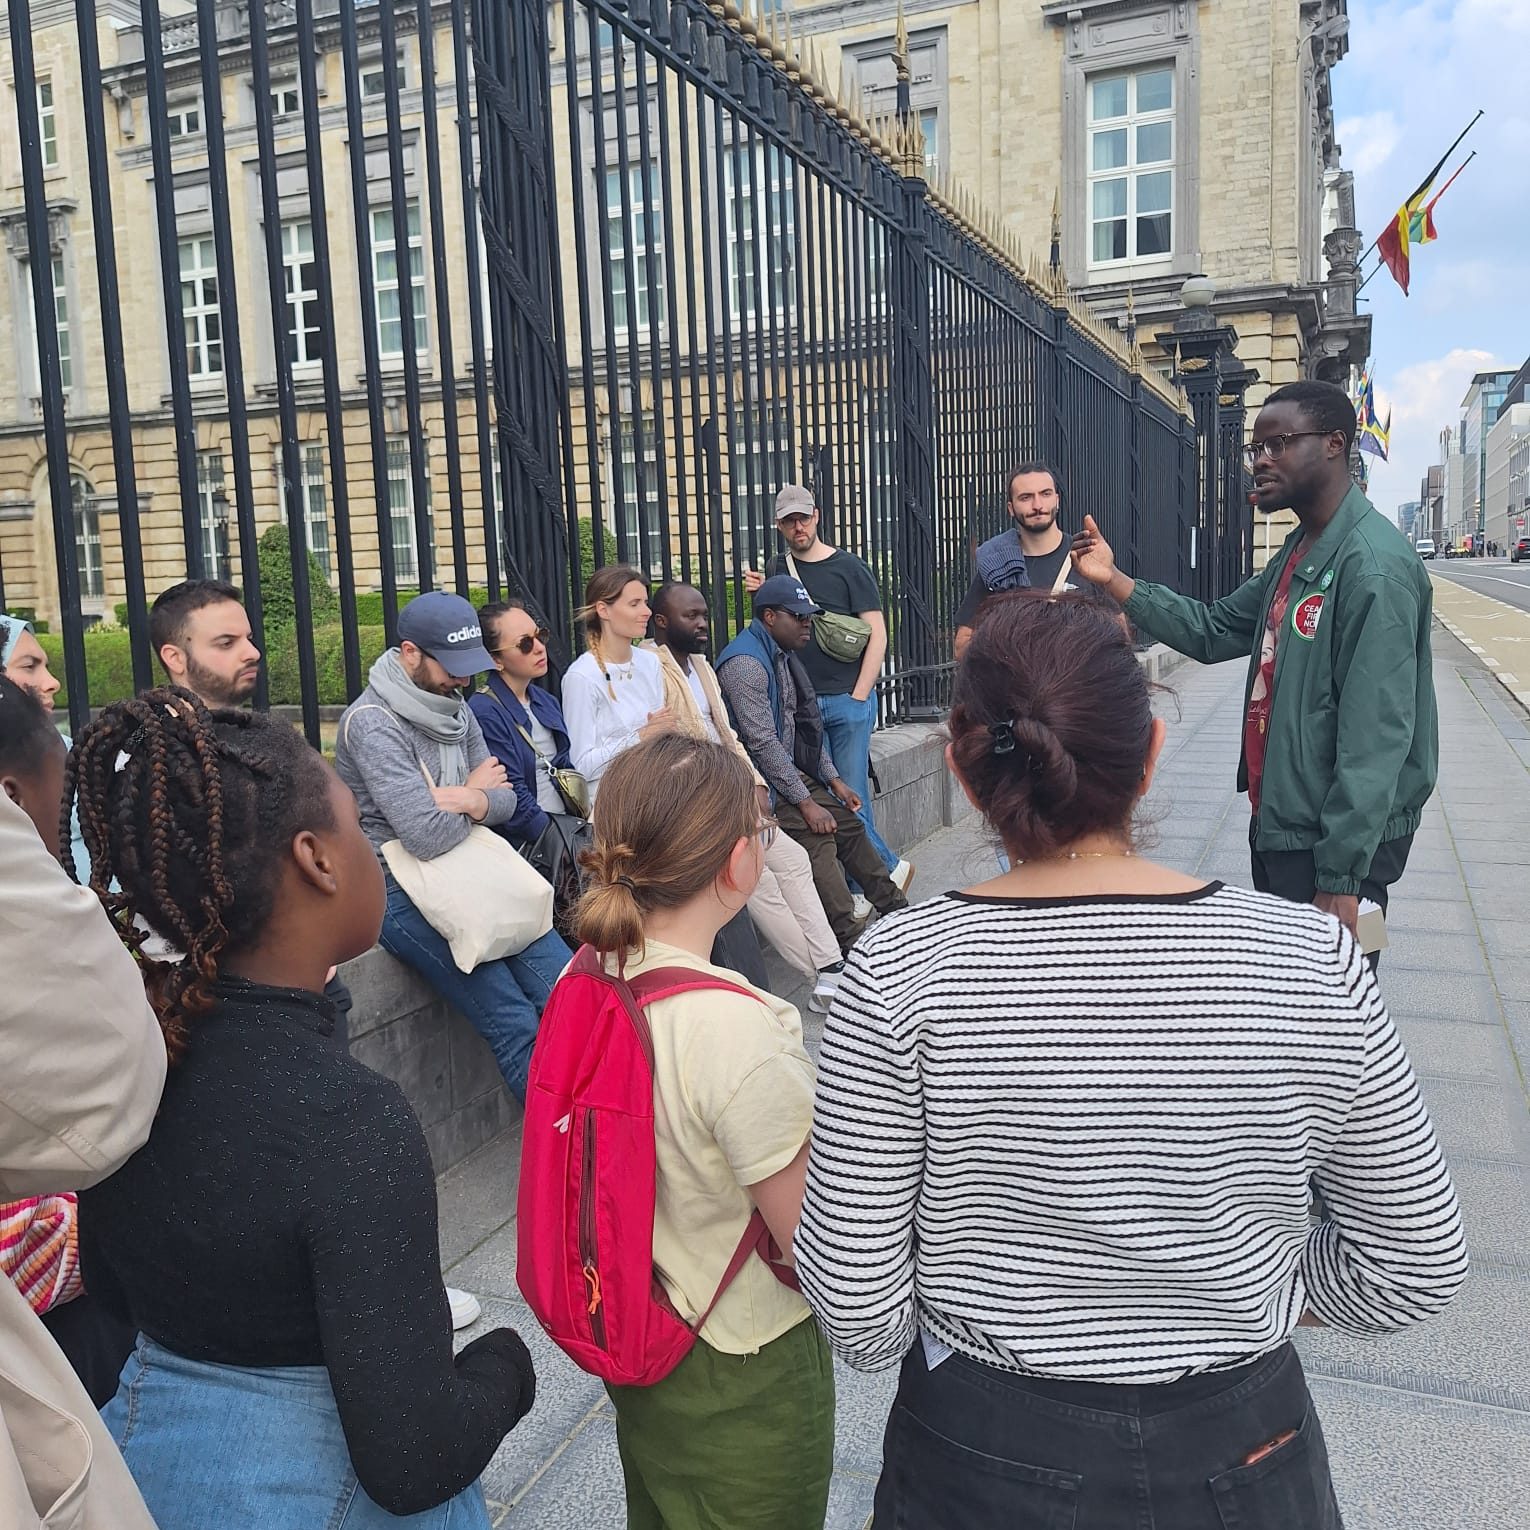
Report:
1434,612,1530,715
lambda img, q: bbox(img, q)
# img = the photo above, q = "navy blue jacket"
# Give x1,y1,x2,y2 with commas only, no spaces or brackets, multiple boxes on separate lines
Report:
467,674,572,843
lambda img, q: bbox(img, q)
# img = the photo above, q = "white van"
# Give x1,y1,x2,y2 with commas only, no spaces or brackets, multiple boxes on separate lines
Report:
1416,538,1437,560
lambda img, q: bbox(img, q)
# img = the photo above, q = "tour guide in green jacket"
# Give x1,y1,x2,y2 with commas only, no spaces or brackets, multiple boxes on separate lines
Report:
1071,380,1437,949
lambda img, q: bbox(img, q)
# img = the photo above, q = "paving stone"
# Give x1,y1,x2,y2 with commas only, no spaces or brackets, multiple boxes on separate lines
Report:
1377,969,1503,1024
1487,956,1530,1001
1415,1076,1526,1160
1304,1377,1530,1530
1382,928,1492,976
1392,1014,1519,1081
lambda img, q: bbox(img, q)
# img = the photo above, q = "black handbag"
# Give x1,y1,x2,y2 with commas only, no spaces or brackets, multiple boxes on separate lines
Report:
522,812,594,942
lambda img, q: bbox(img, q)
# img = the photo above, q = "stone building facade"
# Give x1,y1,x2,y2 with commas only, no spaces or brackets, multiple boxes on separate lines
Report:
0,0,1366,624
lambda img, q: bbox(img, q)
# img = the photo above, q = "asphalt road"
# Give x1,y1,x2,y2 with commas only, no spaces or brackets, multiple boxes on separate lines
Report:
1429,557,1530,615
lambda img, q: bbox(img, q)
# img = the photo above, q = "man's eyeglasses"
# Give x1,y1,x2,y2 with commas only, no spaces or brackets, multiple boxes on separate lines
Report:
1242,431,1331,464
489,627,550,657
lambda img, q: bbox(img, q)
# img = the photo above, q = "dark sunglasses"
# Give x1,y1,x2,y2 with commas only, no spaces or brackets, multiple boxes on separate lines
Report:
490,626,550,657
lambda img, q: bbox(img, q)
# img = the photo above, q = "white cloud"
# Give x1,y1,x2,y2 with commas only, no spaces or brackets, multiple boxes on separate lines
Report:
1367,347,1504,508
1337,110,1401,176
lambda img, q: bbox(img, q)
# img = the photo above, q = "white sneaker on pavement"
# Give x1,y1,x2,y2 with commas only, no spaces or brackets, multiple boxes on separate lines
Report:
851,894,873,921
447,1286,481,1331
809,961,845,1014
891,859,915,894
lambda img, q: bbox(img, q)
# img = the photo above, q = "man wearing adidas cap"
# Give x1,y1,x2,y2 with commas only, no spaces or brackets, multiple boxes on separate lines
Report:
335,591,572,1154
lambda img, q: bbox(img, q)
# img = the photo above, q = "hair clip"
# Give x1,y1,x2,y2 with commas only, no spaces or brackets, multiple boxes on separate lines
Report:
989,721,1017,756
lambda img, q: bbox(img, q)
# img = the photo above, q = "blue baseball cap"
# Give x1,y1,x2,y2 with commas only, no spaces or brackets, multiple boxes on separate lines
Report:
752,575,823,617
397,591,495,677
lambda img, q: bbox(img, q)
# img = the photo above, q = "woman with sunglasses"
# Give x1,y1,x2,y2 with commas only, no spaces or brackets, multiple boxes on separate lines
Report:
469,601,571,849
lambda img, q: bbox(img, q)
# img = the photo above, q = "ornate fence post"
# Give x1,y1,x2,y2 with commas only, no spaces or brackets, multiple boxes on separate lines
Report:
1156,300,1250,601
890,14,940,719
470,0,573,647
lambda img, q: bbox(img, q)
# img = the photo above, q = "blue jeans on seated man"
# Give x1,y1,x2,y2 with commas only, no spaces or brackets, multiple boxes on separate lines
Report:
817,690,896,873
380,880,571,1103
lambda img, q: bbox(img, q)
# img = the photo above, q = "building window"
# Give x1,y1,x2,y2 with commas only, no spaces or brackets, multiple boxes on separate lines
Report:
1087,66,1174,269
724,145,795,324
302,445,332,578
28,252,70,394
179,236,222,377
385,437,424,582
843,29,947,174
282,219,322,367
730,404,791,548
603,163,663,338
371,202,427,356
38,80,58,169
361,47,408,100
196,450,230,581
166,96,202,139
71,473,102,599
269,78,301,119
864,397,897,556
613,412,661,573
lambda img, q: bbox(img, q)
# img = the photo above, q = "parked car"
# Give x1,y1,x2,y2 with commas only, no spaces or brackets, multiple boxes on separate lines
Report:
1416,538,1437,560
1512,537,1530,564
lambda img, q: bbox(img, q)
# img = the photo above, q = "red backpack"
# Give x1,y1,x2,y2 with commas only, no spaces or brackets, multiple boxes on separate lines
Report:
517,944,799,1387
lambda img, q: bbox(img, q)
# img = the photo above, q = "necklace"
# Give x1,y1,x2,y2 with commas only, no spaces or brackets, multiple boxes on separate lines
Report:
595,641,637,701
1015,849,1134,865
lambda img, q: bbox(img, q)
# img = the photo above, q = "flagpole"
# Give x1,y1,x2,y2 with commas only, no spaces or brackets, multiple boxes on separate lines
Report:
1355,149,1478,297
1351,111,1484,284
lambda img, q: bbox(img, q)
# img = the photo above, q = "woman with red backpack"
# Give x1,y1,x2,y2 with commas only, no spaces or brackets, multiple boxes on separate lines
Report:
518,732,833,1529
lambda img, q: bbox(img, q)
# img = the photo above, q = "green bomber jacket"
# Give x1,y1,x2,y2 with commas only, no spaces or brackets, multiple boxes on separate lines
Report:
1124,484,1438,895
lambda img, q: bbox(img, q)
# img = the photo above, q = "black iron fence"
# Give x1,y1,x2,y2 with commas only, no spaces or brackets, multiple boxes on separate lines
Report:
2,0,1242,742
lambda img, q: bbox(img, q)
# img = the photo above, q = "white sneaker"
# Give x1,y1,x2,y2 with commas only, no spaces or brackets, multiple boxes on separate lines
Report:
891,859,915,894
851,894,873,921
809,962,844,1014
447,1286,482,1331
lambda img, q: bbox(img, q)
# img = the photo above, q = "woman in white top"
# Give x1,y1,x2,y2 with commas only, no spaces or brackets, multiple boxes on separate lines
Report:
571,732,833,1528
562,565,674,799
795,590,1466,1530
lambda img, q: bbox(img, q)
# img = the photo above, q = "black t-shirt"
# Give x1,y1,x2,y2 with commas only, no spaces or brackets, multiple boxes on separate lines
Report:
767,548,882,696
954,532,1072,629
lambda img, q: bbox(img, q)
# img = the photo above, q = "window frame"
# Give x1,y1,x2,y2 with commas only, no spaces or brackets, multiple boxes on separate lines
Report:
370,201,428,359
38,79,58,169
71,472,103,600
195,450,231,582
360,46,409,102
281,217,323,369
841,27,948,177
1085,66,1176,273
268,77,301,120
1052,0,1200,287
612,410,663,573
601,160,665,341
165,95,203,140
722,141,796,329
384,436,425,583
301,443,332,579
179,234,223,379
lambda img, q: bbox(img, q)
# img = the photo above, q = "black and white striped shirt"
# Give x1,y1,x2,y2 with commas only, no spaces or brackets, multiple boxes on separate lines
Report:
794,884,1467,1384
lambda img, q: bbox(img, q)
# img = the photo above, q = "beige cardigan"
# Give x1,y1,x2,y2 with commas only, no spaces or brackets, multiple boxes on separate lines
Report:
644,641,767,790
0,795,166,1529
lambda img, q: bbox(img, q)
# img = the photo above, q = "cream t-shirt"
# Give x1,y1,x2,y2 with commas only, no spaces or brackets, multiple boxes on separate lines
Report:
601,939,817,1354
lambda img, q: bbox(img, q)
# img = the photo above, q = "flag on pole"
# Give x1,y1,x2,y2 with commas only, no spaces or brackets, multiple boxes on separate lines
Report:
1376,154,1474,296
1354,371,1391,461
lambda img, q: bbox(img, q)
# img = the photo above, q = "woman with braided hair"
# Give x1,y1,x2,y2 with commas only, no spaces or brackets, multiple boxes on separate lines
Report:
70,688,537,1529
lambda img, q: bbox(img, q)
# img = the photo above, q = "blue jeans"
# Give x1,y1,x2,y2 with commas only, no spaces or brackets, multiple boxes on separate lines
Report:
817,689,897,871
380,881,570,1102
106,1337,492,1529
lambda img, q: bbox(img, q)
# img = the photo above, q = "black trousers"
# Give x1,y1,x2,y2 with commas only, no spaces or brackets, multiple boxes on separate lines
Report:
873,1341,1341,1530
1249,825,1415,971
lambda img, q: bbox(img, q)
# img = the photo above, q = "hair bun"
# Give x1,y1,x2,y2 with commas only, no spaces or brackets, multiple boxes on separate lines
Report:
1008,715,1078,807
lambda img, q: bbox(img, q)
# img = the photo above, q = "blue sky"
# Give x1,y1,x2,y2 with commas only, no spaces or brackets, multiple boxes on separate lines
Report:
1334,0,1529,516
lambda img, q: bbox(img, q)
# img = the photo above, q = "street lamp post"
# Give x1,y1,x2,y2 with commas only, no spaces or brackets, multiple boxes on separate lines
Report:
1156,276,1258,602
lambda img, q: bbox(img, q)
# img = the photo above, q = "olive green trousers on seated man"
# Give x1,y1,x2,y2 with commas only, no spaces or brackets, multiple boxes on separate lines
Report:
774,776,909,952
606,1315,835,1530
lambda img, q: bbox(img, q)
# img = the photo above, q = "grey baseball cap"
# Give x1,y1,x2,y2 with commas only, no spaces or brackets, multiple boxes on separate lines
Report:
397,591,495,677
774,484,816,521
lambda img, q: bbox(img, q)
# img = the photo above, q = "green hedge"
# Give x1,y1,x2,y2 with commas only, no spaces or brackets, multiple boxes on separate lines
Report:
38,629,139,711
265,623,388,706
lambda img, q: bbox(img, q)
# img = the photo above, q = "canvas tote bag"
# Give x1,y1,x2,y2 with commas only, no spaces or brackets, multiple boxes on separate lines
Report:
345,707,553,971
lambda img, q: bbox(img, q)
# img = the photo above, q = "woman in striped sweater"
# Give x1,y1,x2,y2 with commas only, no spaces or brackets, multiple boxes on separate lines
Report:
794,590,1466,1530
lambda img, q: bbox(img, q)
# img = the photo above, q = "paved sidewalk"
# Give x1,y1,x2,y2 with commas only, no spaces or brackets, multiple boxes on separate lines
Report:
440,628,1530,1529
